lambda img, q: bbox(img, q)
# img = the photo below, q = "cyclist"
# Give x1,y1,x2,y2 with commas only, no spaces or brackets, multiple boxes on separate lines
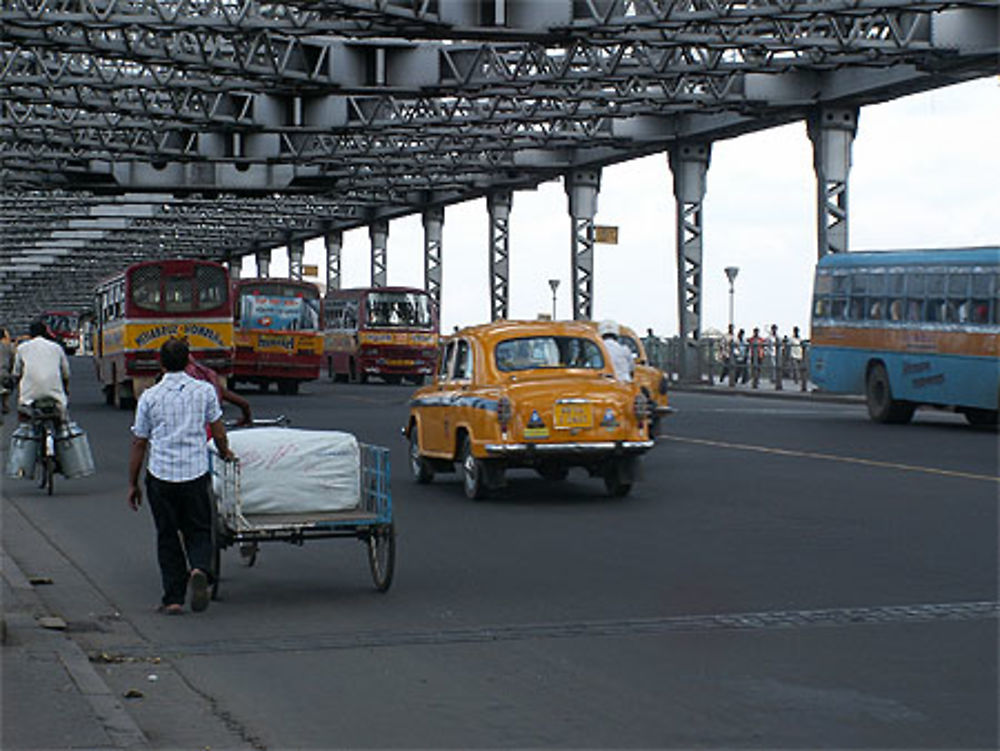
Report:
12,319,70,423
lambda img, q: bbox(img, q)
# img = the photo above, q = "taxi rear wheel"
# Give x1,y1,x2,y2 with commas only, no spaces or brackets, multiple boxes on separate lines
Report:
459,434,488,500
409,428,434,484
602,459,633,498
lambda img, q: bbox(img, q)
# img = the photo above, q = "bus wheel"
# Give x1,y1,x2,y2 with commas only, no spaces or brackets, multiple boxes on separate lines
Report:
964,408,998,427
865,363,915,424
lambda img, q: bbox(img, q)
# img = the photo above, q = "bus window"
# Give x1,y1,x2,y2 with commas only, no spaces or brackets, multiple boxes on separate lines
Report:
164,275,192,312
905,272,924,321
343,301,358,331
888,299,903,322
814,272,832,295
196,265,227,309
970,274,991,324
994,273,1000,324
947,273,971,322
813,298,829,319
830,298,847,320
132,266,162,311
848,297,865,321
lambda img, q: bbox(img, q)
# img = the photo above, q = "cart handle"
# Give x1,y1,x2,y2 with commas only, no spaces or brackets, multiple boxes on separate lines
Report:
224,415,291,429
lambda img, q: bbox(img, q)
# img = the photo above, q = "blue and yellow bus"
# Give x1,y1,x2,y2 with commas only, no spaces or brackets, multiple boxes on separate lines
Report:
809,247,999,425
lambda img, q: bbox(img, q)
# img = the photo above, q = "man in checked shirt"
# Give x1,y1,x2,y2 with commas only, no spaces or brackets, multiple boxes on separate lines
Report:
128,337,236,615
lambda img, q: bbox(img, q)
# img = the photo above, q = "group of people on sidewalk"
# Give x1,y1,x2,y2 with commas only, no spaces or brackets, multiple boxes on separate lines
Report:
717,323,807,390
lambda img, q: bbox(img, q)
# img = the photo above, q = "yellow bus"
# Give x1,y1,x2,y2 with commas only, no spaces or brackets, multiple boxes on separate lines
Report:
93,259,234,408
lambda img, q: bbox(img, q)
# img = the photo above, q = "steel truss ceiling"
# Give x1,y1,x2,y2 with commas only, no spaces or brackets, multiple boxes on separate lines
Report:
1,0,998,329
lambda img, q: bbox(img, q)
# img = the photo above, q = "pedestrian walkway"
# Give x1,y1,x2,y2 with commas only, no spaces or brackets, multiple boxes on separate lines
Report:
670,379,864,405
1,539,149,749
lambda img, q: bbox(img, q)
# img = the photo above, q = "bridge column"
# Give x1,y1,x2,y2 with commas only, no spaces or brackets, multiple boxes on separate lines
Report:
487,191,512,321
288,238,304,280
669,142,711,381
255,248,271,278
422,206,444,318
228,256,241,280
808,107,858,258
369,220,388,287
565,168,601,321
325,229,342,292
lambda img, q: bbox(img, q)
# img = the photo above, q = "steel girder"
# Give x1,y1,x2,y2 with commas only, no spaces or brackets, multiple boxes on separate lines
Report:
1,0,998,331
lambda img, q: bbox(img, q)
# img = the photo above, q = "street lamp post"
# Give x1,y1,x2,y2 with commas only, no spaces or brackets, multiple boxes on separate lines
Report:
724,266,739,387
724,266,739,331
548,279,560,320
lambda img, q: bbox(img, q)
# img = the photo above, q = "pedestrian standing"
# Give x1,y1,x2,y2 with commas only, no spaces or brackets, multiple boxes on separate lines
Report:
769,323,783,391
718,324,735,386
789,326,806,391
0,327,15,415
642,328,662,370
127,337,235,615
733,329,748,385
748,327,765,389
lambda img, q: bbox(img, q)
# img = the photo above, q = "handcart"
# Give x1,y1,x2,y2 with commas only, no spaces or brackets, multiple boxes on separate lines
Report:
208,437,395,599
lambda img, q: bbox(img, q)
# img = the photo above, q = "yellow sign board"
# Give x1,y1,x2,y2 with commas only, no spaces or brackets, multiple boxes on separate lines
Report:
303,264,319,277
595,226,619,244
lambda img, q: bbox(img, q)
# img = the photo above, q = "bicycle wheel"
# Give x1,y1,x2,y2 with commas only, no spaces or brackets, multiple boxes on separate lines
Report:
45,456,55,495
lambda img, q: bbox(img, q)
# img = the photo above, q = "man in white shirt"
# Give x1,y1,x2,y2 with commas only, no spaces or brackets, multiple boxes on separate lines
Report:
598,319,634,382
12,320,70,418
128,337,235,615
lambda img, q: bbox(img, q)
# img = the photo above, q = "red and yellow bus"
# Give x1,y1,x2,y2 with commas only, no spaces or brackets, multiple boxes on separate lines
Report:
40,310,81,354
232,278,323,394
324,286,438,384
93,259,234,408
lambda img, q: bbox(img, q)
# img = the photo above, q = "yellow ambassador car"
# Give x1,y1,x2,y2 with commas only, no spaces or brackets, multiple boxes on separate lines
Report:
403,320,655,499
615,325,672,434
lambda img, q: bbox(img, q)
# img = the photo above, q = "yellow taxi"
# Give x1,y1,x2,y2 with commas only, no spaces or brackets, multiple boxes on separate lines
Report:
615,325,672,433
403,320,655,499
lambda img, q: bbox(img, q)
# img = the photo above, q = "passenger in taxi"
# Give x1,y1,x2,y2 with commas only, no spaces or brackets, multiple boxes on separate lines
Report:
597,320,634,382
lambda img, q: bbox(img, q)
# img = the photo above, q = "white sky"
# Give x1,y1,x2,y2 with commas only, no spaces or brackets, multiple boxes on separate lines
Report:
246,77,1000,338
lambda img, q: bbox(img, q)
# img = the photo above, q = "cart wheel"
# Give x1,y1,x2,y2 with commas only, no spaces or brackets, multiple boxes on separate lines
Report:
239,543,258,567
366,524,395,593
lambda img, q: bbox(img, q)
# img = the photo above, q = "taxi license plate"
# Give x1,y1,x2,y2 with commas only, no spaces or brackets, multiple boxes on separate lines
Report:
554,403,591,429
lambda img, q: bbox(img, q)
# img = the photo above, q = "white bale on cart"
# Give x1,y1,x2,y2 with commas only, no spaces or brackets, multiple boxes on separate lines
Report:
213,428,360,513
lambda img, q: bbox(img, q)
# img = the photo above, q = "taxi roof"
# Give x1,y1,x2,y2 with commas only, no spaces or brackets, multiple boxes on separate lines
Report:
454,319,604,343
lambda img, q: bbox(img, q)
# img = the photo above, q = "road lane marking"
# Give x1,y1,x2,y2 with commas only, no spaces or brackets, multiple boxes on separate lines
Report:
660,435,999,483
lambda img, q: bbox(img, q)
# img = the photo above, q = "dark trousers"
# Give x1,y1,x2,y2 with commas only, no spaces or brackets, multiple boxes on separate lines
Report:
146,473,213,606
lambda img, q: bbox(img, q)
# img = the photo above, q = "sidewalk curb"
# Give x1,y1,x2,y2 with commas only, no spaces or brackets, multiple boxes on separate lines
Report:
668,383,865,406
1,528,151,749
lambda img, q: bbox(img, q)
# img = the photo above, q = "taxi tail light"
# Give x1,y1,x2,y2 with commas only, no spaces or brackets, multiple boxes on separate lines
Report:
633,394,648,427
497,397,512,431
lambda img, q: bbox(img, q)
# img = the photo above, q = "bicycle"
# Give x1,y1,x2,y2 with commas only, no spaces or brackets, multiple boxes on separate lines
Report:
27,398,62,495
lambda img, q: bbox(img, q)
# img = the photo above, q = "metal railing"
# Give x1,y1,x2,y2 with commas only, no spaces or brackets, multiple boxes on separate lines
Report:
644,337,811,390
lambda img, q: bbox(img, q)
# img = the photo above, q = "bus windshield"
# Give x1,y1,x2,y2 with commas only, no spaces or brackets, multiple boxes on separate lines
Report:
130,263,229,313
238,283,321,331
364,291,434,329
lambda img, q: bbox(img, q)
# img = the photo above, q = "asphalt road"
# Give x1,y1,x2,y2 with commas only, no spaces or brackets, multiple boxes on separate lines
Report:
2,363,997,749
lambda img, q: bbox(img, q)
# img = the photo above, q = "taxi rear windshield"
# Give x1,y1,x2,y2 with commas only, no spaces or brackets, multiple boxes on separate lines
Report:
495,336,605,372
